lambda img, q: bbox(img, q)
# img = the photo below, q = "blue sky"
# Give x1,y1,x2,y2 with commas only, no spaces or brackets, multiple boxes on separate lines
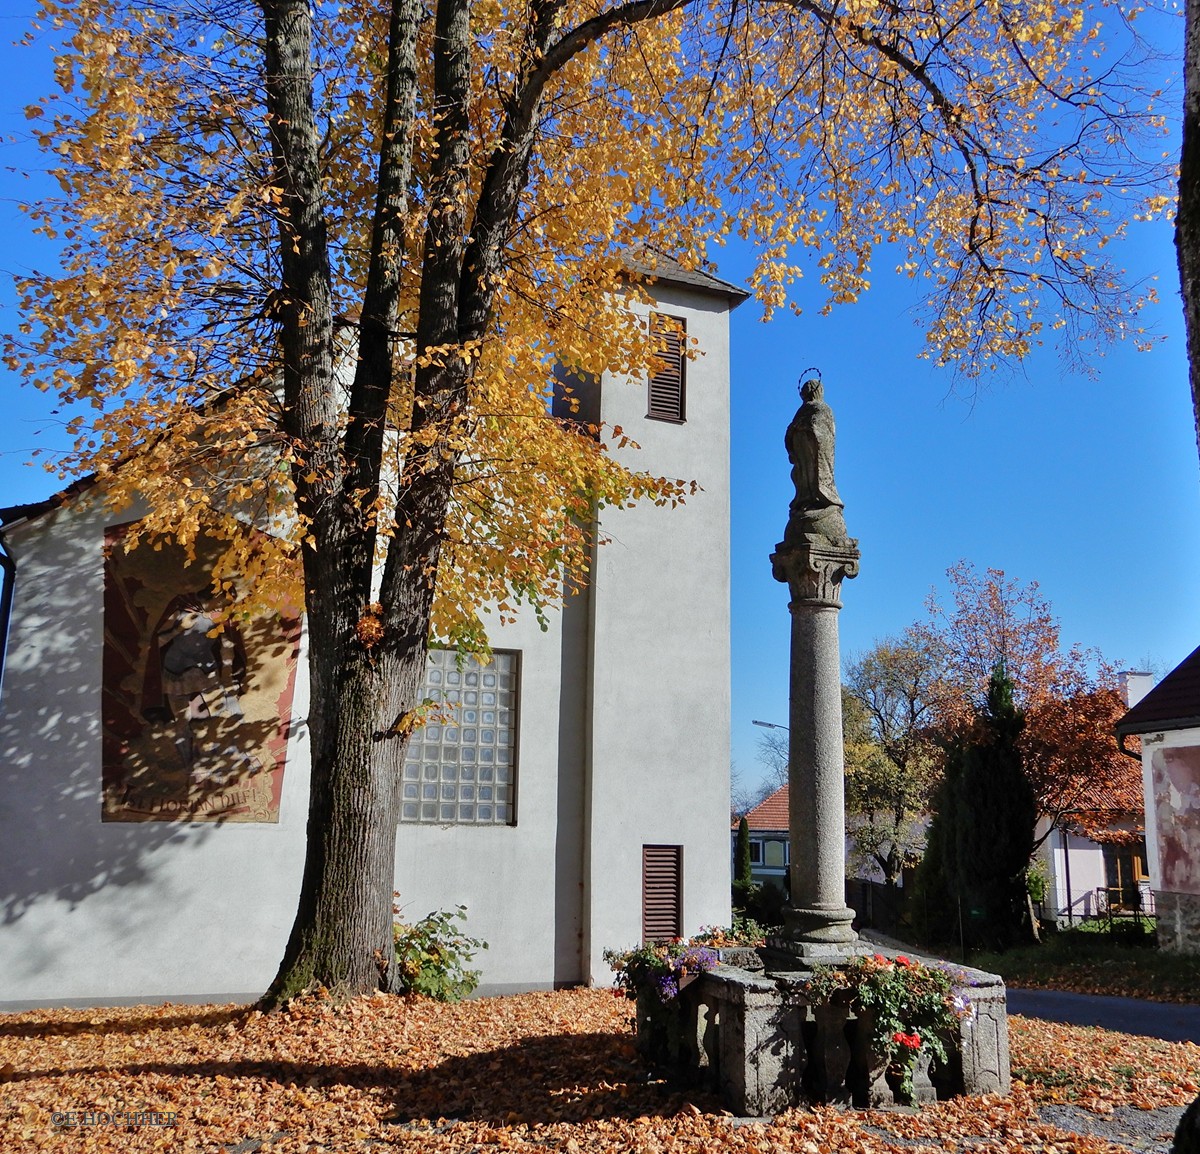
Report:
2,7,1198,793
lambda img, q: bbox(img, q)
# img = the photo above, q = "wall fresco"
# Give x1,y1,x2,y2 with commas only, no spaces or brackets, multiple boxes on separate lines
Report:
101,524,301,822
1151,744,1200,896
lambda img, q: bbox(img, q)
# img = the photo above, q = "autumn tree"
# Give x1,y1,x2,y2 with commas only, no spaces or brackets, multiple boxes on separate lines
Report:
917,562,1132,849
753,725,789,801
843,630,944,888
11,0,1171,1000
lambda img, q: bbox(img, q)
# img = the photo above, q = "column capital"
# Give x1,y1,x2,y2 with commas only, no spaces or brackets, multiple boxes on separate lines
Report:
771,535,861,608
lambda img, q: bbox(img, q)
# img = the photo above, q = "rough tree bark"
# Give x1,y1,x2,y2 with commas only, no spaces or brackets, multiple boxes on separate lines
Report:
1181,0,1200,470
262,0,429,1002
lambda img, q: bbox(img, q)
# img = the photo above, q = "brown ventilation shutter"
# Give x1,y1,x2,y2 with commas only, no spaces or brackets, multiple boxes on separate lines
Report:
642,844,683,942
647,312,686,422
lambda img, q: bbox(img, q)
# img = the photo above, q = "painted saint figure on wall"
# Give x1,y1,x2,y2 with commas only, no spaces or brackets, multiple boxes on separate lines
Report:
141,592,247,774
102,524,300,822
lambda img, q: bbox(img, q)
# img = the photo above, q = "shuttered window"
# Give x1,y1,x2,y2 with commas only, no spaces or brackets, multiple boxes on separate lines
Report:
647,312,686,422
642,844,683,942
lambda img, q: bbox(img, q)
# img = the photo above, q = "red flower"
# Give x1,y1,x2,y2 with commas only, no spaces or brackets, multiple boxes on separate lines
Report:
896,955,913,967
872,953,888,964
892,1031,922,1050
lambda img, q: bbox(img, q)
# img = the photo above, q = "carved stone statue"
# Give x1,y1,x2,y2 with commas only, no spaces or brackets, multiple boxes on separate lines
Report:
784,376,848,542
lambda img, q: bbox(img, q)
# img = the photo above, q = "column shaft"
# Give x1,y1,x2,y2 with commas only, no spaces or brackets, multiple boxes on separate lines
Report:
787,603,848,912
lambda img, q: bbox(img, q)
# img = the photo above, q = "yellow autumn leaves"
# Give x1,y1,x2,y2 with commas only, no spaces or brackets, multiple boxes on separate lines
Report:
8,0,1173,633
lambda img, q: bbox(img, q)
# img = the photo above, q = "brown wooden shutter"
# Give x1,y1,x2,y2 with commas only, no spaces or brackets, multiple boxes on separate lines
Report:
642,844,683,942
647,313,686,422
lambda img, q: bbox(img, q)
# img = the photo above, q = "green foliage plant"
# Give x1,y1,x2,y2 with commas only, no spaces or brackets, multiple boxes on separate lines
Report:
693,917,769,947
1026,856,1049,905
805,953,975,1103
393,905,487,1002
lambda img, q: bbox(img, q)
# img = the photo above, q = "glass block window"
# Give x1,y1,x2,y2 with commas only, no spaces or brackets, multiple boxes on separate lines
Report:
400,649,519,825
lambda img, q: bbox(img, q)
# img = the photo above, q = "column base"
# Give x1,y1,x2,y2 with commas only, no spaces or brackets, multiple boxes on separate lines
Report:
781,904,859,947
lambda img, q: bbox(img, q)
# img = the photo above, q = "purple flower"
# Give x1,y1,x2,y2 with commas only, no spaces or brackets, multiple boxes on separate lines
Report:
677,946,719,973
656,975,680,1003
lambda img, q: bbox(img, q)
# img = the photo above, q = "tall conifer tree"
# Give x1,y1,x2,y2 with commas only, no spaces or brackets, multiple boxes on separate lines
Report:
921,665,1038,949
735,816,753,889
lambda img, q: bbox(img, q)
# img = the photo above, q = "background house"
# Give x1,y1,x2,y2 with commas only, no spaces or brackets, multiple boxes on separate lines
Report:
732,784,790,893
0,263,745,1008
1116,645,1200,953
1036,781,1150,926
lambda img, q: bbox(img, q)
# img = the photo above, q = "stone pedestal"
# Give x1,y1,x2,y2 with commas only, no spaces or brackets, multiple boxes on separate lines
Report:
770,535,860,955
665,947,1011,1116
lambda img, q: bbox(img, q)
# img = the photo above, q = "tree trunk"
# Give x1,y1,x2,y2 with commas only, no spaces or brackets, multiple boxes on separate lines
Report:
263,0,472,1004
264,655,414,1003
1179,0,1200,471
1024,885,1042,945
259,0,695,1005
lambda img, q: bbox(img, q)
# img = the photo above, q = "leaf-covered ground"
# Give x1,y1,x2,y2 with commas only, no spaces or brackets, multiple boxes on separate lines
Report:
968,942,1200,1005
1,989,1196,1152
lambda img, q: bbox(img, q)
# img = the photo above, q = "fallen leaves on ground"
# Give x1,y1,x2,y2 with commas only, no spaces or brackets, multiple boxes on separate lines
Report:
984,945,1200,998
1009,1014,1200,1111
0,988,1196,1152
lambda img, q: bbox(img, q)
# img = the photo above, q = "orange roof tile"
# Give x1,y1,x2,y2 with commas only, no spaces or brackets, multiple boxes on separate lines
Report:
736,784,789,832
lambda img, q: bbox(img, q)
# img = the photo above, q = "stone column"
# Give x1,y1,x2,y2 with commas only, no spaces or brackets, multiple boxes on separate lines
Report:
771,537,860,952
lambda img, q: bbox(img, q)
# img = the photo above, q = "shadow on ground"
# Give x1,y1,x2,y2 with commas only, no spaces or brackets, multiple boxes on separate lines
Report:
3,1022,720,1126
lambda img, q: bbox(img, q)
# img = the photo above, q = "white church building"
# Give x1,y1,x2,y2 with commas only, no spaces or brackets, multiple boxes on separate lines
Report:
0,261,746,1008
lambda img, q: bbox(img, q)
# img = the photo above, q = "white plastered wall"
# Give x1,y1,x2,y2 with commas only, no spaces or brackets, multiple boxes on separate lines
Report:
393,284,735,991
0,494,311,1008
390,604,588,994
581,284,734,982
1139,725,1200,893
0,284,736,1004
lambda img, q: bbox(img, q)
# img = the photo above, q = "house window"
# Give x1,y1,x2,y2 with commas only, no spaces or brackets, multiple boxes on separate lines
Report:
748,841,763,864
400,649,519,825
550,363,601,431
642,844,683,942
1102,841,1149,909
647,312,686,422
763,839,787,869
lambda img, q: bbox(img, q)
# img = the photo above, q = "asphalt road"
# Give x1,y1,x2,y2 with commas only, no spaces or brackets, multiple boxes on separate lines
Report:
1006,987,1200,1044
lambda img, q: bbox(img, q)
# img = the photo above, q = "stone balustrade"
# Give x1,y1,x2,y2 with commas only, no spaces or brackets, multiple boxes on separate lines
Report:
633,951,1010,1117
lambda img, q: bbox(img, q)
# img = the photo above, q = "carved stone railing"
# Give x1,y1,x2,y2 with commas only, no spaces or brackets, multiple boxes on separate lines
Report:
632,951,1010,1117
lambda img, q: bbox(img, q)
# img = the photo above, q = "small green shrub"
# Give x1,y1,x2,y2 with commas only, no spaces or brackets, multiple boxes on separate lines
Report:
734,879,786,929
1109,918,1155,946
393,905,487,1002
693,915,769,947
731,877,757,910
1026,858,1048,905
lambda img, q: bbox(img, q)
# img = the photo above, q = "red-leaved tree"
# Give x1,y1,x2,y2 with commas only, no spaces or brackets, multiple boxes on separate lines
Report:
918,562,1141,849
